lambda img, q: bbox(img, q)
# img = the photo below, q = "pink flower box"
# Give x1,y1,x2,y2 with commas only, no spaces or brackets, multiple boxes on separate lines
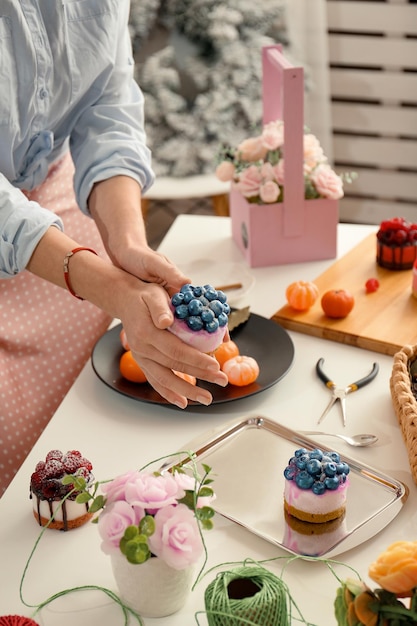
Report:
230,45,338,268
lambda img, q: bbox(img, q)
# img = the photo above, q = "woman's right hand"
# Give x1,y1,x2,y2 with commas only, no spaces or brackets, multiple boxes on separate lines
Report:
118,279,228,409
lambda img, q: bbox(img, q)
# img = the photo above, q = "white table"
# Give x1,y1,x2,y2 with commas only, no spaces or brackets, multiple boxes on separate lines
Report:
0,215,414,626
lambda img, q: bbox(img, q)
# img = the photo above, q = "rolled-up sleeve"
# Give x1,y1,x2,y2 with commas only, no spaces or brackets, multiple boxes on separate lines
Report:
0,174,63,278
70,5,154,214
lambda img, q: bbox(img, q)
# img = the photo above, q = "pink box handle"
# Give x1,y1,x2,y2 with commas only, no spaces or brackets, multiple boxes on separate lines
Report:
262,45,304,237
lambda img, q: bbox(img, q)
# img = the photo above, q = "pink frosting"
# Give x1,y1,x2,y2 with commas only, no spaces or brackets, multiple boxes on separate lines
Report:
168,317,226,353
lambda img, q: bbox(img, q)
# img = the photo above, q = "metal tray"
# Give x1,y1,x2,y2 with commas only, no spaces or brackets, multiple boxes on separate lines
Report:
169,416,408,558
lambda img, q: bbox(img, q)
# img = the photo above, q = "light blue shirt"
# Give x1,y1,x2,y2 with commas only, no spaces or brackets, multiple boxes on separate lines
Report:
0,0,154,278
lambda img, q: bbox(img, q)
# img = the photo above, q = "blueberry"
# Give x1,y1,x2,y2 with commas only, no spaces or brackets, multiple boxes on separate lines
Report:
205,319,219,333
180,284,193,294
171,292,184,307
175,304,189,319
209,300,224,316
312,481,326,495
295,448,307,457
201,309,215,324
222,303,231,315
323,462,337,477
188,298,203,316
216,290,227,303
284,466,296,480
186,316,204,331
295,454,309,470
205,288,218,302
310,449,323,461
218,312,228,327
324,476,340,490
329,452,341,463
306,459,322,475
336,462,350,475
295,471,314,490
183,291,195,304
192,286,203,297
199,296,209,307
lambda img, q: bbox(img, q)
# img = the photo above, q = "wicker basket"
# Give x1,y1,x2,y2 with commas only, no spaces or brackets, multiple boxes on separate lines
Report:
390,344,417,485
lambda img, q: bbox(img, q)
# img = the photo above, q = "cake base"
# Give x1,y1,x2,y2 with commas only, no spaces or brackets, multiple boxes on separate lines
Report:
32,509,92,531
284,499,345,524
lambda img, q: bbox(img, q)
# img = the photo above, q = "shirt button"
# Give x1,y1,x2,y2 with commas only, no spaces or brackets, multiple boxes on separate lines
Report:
39,88,48,99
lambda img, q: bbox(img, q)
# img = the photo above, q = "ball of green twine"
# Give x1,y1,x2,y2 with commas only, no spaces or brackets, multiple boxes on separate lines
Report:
204,565,290,626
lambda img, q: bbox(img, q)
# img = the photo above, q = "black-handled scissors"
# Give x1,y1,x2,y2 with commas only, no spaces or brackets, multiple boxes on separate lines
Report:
316,358,379,427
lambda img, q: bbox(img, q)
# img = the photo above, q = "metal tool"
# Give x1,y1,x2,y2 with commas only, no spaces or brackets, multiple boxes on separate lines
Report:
300,431,378,447
316,358,379,426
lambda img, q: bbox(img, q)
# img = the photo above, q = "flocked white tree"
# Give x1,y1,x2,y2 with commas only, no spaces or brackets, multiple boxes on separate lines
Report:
129,0,288,177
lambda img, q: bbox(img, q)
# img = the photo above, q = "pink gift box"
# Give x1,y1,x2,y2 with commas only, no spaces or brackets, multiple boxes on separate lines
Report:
230,45,338,268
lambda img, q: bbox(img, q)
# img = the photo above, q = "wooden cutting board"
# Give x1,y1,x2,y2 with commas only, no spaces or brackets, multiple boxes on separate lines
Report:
272,233,417,355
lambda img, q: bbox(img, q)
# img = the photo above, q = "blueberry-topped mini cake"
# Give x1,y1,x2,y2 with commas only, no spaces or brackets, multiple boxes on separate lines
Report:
283,448,350,523
30,449,94,531
168,284,230,353
376,217,417,270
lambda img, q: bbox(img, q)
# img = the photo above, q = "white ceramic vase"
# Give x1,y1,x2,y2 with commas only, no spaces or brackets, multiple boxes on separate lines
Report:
110,552,194,618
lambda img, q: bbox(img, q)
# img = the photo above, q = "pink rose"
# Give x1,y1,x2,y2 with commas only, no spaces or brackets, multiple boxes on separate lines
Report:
261,121,284,151
260,162,275,181
237,136,268,162
101,470,138,504
124,472,183,513
149,504,203,570
235,165,262,198
215,161,235,182
303,134,325,170
98,500,144,554
310,164,344,200
272,159,285,185
260,180,280,203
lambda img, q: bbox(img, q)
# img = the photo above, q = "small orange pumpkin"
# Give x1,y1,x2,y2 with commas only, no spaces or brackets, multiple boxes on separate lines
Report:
286,281,319,312
214,340,240,367
222,355,260,387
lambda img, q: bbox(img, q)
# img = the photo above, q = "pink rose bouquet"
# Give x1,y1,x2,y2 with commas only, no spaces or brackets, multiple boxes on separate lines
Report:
215,119,354,204
64,460,215,571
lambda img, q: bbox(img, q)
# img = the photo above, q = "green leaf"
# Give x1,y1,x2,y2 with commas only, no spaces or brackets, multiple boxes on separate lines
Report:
88,495,105,513
200,519,214,531
123,525,139,541
124,538,151,564
201,464,212,475
75,492,91,504
62,475,75,485
198,486,213,498
139,515,155,537
72,476,87,491
196,506,215,521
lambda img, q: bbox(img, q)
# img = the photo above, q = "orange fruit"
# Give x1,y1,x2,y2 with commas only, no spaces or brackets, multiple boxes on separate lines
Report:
321,289,355,319
286,281,319,312
173,371,197,385
222,355,260,387
213,340,240,367
119,350,147,383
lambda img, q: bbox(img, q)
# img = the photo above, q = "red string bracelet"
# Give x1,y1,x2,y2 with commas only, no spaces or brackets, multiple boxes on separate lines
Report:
63,247,98,300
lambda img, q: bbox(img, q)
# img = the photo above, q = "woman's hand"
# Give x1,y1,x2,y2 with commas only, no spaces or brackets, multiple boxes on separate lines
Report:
118,280,228,408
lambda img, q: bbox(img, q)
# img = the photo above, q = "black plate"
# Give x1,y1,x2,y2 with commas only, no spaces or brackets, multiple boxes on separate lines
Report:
91,313,294,407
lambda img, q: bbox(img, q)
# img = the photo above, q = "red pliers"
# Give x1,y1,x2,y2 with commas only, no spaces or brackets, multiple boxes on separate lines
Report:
316,358,379,427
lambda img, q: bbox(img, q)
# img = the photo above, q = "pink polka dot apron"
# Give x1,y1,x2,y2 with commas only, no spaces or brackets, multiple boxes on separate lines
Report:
0,153,111,496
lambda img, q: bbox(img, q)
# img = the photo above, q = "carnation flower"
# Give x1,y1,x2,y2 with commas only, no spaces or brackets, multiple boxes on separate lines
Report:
216,119,354,205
